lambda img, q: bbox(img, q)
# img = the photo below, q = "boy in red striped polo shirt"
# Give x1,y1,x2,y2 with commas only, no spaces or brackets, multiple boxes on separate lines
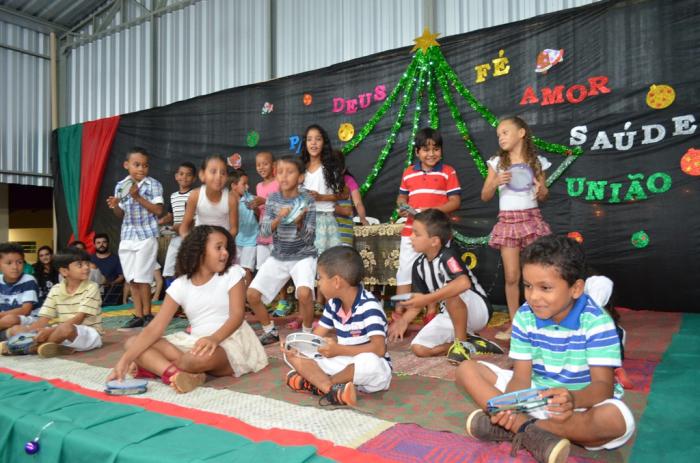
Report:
391,128,461,328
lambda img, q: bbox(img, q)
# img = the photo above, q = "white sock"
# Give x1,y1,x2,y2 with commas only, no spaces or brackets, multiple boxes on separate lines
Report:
302,325,313,334
263,322,276,333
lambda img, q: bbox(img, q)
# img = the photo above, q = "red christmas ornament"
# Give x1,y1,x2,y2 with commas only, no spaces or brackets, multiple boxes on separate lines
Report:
567,231,584,244
680,148,700,176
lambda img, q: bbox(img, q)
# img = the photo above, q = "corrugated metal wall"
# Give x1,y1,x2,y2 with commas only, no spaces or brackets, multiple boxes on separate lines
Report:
274,0,427,78
67,21,152,125
158,0,270,106
0,20,52,187
436,0,600,34
65,0,270,124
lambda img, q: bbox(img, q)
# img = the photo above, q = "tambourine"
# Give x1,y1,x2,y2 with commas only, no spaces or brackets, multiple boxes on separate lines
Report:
506,164,534,192
281,196,311,225
283,332,326,369
6,331,38,355
104,378,148,396
486,387,547,414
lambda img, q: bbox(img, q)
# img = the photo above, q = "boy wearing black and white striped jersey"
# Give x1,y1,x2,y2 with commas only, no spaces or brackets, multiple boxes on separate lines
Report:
388,209,503,364
160,162,196,282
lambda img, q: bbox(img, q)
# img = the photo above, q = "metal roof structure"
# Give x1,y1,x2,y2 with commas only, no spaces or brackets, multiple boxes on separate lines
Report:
0,0,108,33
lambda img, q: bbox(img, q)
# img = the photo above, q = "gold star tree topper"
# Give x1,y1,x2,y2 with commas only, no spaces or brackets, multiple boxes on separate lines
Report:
411,27,440,53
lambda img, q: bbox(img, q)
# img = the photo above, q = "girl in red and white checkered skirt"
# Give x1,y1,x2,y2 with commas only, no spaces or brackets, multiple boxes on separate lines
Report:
481,117,552,340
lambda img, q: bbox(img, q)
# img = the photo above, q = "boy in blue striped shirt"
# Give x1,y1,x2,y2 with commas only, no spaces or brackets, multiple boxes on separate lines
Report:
283,246,391,406
0,243,39,340
456,235,634,463
247,156,316,345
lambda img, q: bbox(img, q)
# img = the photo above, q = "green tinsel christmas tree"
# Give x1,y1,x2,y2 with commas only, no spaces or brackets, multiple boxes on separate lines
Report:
341,28,582,246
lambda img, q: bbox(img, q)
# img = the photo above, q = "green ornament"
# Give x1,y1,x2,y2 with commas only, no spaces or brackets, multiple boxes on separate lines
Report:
631,230,650,248
246,131,260,148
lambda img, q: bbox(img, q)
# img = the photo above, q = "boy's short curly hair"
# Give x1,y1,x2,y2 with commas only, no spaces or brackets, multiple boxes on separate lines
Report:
0,242,24,259
175,225,236,279
413,209,452,245
317,246,364,286
521,235,586,286
53,247,92,271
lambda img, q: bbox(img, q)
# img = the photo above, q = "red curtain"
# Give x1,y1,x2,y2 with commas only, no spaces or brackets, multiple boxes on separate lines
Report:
77,116,120,253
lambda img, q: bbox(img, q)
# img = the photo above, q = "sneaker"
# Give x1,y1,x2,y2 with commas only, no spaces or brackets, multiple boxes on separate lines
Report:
121,315,145,329
37,342,75,358
258,328,280,346
319,382,356,406
143,314,155,326
447,341,471,364
465,409,514,441
273,300,291,317
465,334,505,355
512,422,570,463
286,371,321,395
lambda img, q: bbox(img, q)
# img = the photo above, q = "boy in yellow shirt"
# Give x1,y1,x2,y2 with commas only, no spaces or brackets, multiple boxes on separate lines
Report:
2,248,103,358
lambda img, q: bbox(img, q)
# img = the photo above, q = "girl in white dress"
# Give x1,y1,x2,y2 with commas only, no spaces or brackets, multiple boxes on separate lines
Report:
108,225,268,393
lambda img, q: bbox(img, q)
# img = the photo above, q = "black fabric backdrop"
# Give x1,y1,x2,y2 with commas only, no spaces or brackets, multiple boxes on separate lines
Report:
54,0,700,311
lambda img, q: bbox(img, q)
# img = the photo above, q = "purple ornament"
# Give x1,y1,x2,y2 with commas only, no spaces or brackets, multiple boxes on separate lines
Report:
25,439,40,454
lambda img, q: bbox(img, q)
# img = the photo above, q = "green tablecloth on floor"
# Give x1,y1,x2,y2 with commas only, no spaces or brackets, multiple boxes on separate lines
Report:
0,373,330,463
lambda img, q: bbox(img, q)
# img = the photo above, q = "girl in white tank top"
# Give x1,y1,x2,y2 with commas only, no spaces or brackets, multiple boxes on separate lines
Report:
180,155,238,238
195,184,230,228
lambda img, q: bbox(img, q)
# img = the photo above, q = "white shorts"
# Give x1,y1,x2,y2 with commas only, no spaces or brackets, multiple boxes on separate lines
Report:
479,361,635,450
19,315,39,326
411,291,490,348
236,246,256,271
396,236,419,286
249,256,316,305
119,238,158,284
315,352,392,393
255,243,273,270
162,235,182,277
62,325,103,352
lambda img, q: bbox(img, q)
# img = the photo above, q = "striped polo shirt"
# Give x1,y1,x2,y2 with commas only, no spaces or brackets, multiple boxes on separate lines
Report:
38,280,103,334
318,286,391,366
398,162,461,237
510,294,621,391
0,273,39,314
259,191,317,261
168,188,193,224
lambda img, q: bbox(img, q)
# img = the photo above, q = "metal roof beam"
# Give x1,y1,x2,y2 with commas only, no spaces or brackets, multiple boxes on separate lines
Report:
0,5,68,34
60,0,201,52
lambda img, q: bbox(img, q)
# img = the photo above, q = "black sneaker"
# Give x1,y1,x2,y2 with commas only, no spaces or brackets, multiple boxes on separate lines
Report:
143,314,155,326
258,328,279,346
465,334,505,355
121,315,145,329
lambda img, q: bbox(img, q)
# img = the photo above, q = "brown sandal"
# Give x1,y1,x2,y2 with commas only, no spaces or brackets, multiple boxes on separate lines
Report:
161,363,205,393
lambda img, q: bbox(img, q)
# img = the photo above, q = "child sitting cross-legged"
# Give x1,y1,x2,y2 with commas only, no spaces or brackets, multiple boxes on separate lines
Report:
3,247,103,358
388,209,503,364
456,235,635,463
283,246,392,406
107,225,268,393
0,242,39,342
